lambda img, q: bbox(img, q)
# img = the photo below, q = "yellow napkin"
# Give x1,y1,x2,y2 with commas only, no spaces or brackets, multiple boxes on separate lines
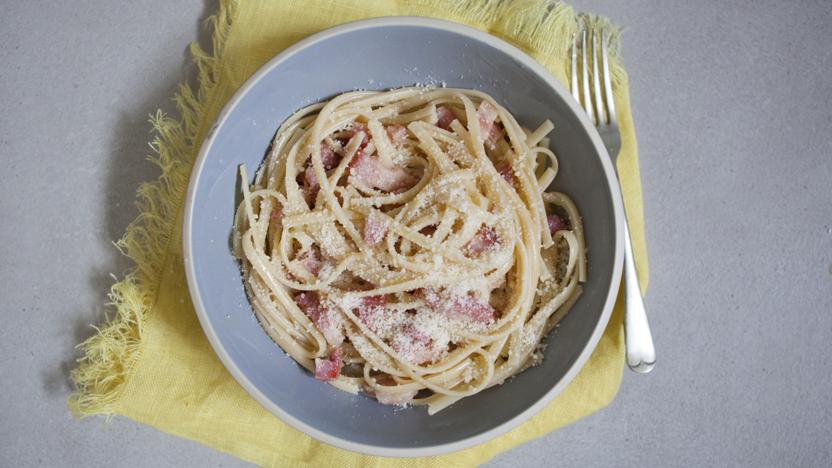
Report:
70,0,649,466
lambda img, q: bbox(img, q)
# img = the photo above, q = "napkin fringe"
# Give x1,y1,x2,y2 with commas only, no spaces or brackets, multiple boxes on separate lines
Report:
68,0,240,418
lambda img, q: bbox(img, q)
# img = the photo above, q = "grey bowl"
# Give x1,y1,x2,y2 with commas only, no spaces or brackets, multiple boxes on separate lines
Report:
184,17,624,457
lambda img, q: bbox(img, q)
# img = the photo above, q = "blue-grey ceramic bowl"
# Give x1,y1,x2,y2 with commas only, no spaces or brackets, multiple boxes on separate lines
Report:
184,17,624,457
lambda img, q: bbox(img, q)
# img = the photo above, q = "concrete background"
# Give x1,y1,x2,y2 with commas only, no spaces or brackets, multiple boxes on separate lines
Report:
1,0,831,466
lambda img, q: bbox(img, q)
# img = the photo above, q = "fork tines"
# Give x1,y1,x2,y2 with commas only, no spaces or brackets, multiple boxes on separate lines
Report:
571,26,616,128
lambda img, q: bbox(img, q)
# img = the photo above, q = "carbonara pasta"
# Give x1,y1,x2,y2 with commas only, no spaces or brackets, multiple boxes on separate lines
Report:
232,87,586,414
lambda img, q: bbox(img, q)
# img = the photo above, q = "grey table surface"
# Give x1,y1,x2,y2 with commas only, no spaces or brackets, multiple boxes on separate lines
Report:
2,0,831,466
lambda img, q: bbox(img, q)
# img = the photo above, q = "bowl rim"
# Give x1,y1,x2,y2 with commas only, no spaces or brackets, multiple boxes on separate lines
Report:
183,16,624,458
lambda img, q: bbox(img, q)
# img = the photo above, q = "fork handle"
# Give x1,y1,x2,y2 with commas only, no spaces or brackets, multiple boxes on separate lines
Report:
622,218,656,373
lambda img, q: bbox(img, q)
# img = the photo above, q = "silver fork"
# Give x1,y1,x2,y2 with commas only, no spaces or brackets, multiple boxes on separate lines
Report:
571,27,656,373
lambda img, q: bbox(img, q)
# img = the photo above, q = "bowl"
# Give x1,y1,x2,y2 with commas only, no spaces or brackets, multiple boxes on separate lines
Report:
184,17,624,457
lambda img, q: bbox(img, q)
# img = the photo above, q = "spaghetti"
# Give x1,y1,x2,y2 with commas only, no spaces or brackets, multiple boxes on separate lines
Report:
232,88,586,414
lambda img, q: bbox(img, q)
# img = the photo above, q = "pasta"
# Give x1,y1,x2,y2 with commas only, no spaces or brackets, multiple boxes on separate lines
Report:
232,87,586,414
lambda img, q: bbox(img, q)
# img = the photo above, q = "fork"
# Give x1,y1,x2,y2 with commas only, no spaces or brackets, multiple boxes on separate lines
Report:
571,26,656,373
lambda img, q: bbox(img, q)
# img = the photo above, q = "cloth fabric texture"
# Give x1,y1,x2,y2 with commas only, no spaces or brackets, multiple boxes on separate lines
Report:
69,1,649,466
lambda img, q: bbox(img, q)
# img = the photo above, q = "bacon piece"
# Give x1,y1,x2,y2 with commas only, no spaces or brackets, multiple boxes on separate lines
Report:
497,163,515,185
391,324,443,365
418,288,496,324
347,137,374,170
319,317,344,347
448,294,496,324
319,143,341,170
355,294,388,333
314,347,343,381
348,122,370,150
436,106,455,130
477,101,498,132
485,124,504,146
386,124,408,145
303,166,320,206
294,291,320,313
350,150,417,193
269,206,283,223
463,225,499,257
547,214,565,234
361,294,388,309
477,101,503,146
403,324,431,347
363,212,388,246
299,247,322,275
355,306,381,333
340,122,371,168
349,122,369,138
347,148,365,169
303,143,339,207
295,292,344,346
